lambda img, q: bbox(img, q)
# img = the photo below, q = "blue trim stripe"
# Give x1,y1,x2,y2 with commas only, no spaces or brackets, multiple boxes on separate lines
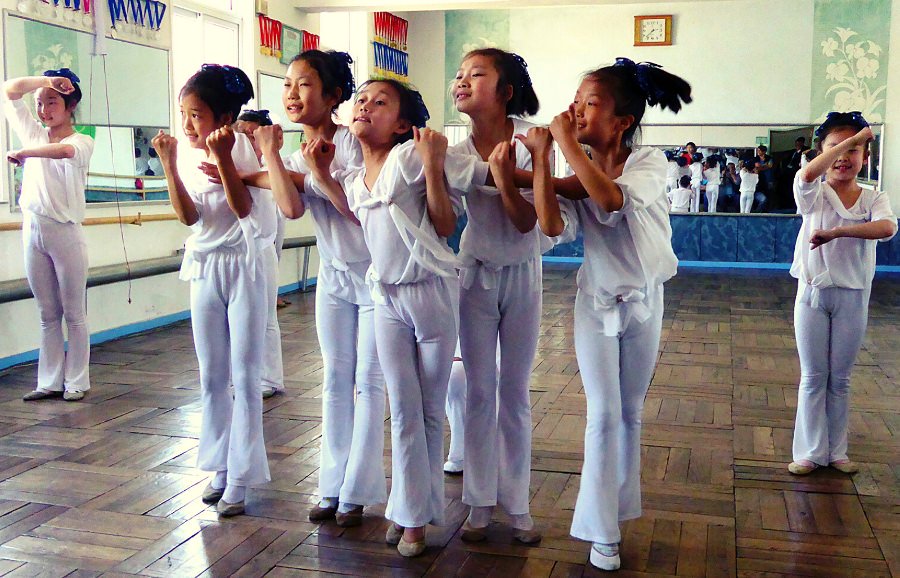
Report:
0,278,317,372
543,256,900,274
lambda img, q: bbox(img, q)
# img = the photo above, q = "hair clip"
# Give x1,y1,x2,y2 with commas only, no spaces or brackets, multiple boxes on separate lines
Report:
43,68,80,84
409,88,430,127
201,63,248,96
613,57,667,106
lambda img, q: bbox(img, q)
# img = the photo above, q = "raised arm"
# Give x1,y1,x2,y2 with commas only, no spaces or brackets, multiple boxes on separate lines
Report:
207,126,252,219
487,141,536,234
414,127,456,238
301,138,359,225
799,127,873,184
810,219,897,249
4,76,73,100
8,143,75,165
550,108,624,212
151,130,199,226
517,128,565,237
256,125,304,219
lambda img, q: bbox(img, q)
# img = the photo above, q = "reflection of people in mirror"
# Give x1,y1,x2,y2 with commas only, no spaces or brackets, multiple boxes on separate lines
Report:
2,69,94,403
146,147,162,175
703,157,720,212
739,162,759,213
134,146,149,175
689,152,703,212
668,174,693,213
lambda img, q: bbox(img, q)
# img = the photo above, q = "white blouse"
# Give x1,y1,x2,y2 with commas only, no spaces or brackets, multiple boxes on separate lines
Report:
3,96,94,224
668,187,693,212
790,174,896,295
739,170,759,194
703,167,721,188
178,132,275,281
333,140,487,295
558,147,677,335
451,117,544,289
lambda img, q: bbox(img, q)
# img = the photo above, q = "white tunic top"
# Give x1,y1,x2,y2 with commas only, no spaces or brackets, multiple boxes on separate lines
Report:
450,117,543,289
690,162,703,185
703,167,720,188
559,147,677,334
3,96,94,224
178,132,276,281
790,174,896,295
739,170,759,195
666,160,680,181
334,140,487,295
668,186,693,213
285,126,371,303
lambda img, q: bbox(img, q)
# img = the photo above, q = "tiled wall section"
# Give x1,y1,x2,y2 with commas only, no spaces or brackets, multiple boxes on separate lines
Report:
546,215,900,266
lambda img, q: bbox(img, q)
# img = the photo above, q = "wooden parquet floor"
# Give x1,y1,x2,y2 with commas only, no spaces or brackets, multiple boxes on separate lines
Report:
0,264,897,577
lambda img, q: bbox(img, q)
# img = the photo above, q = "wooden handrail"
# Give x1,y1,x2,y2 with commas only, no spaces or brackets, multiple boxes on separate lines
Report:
0,212,180,232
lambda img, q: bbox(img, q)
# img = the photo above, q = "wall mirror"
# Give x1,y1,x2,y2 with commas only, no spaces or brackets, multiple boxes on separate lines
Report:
4,13,170,208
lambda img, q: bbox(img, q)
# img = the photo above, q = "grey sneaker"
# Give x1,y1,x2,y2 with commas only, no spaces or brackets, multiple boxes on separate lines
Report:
63,390,85,402
590,543,620,571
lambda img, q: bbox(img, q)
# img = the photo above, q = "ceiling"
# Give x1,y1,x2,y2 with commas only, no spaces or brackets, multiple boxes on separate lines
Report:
292,0,720,13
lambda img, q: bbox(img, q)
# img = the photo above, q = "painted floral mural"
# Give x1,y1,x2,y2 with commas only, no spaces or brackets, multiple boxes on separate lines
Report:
820,27,885,121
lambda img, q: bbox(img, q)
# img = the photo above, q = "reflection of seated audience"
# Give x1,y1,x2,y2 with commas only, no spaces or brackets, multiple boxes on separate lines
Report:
135,147,149,176
721,162,740,212
739,162,759,213
146,148,163,176
668,175,694,213
703,158,720,212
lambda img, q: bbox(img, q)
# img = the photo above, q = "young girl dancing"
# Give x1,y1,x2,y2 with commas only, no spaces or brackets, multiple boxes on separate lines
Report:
254,49,388,527
519,58,691,571
309,79,488,557
788,112,895,476
450,48,542,544
152,64,275,517
3,69,94,402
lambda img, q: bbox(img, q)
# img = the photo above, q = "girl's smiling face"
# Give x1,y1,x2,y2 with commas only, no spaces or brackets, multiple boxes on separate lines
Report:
35,87,75,129
571,78,633,149
452,54,509,116
179,92,224,149
283,59,337,126
822,126,867,185
349,81,410,145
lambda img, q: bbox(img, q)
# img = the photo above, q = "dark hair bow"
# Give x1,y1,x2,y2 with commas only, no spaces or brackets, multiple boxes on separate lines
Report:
815,111,869,138
331,51,356,98
239,109,273,126
409,88,430,128
43,68,80,84
613,57,667,106
510,53,533,90
202,63,248,96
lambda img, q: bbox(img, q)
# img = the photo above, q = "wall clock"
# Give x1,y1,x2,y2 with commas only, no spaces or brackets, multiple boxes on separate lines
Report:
634,15,673,46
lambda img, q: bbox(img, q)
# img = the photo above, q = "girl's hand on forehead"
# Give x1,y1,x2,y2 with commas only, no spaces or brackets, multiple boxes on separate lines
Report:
549,107,577,143
254,125,283,155
301,137,335,174
151,130,178,166
515,127,553,156
47,77,75,95
207,126,236,160
413,126,448,168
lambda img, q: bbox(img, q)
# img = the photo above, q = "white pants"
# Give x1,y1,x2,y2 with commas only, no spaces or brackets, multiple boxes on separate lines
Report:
570,285,664,544
193,246,270,487
740,191,754,213
23,213,90,393
792,285,868,465
459,260,541,515
316,286,386,505
261,242,284,392
706,185,719,213
690,185,701,213
445,354,466,465
378,276,458,527
274,210,286,261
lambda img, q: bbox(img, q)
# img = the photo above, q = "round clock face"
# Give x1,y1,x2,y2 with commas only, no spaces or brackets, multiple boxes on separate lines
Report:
641,19,666,42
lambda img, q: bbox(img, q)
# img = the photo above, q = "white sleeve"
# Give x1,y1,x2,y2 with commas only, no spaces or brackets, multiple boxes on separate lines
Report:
552,197,580,244
63,133,94,167
870,189,897,241
2,96,45,146
612,148,668,215
444,150,489,195
793,171,820,215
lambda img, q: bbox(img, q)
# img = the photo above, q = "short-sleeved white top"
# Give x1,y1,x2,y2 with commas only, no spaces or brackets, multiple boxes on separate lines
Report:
668,187,693,213
703,167,721,187
3,96,94,224
739,170,759,194
790,174,896,290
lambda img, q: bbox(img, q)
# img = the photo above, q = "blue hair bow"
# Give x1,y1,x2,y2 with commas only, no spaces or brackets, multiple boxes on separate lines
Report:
815,111,869,138
613,57,666,106
409,88,430,128
201,63,248,96
510,53,533,90
43,68,80,85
